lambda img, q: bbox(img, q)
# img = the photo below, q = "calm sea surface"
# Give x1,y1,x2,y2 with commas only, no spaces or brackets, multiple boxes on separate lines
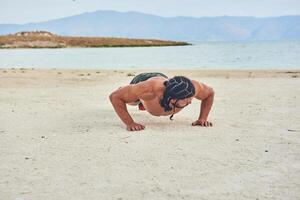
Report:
0,41,299,69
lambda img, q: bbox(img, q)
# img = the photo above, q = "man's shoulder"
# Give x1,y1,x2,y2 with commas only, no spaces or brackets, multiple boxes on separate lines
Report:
131,80,157,100
191,79,214,100
191,80,203,93
136,77,165,99
191,79,211,99
147,77,166,91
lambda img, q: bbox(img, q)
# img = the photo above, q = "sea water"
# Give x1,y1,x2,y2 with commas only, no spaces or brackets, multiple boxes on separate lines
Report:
0,41,299,69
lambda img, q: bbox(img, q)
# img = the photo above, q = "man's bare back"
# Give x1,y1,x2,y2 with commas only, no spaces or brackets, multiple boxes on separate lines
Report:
109,73,214,131
134,76,187,116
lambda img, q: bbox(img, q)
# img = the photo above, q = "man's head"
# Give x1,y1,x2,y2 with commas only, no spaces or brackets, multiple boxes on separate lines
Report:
160,76,195,113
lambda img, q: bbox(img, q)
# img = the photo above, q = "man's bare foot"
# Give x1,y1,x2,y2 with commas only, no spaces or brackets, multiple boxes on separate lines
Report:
138,103,146,111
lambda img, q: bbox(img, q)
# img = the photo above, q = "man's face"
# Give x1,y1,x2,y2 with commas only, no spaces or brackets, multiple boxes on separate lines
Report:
170,97,193,108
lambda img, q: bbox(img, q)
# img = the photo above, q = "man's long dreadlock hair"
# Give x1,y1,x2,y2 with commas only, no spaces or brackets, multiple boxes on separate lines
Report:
160,76,195,120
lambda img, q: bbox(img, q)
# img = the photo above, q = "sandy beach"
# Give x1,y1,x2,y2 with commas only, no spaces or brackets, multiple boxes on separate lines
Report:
0,68,299,200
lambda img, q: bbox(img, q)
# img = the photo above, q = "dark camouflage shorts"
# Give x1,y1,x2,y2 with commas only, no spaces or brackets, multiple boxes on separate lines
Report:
130,72,168,84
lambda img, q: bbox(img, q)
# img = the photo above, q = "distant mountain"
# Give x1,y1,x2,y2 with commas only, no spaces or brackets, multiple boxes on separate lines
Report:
0,10,299,41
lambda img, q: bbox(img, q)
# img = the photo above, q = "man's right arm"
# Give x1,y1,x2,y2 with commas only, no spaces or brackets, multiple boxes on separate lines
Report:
109,82,152,131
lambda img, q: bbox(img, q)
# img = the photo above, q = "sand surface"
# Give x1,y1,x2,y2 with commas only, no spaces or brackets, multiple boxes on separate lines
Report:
0,69,300,200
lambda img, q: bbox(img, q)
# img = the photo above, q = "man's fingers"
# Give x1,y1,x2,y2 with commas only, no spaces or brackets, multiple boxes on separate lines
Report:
129,126,137,131
192,121,203,126
206,121,212,127
126,124,145,131
192,120,213,127
192,121,201,126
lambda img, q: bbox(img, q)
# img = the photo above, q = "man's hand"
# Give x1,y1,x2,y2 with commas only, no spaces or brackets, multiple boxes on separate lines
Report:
191,80,214,127
127,122,145,131
192,119,213,127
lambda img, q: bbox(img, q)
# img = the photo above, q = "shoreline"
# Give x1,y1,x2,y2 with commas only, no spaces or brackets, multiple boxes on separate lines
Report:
1,68,299,89
1,68,299,78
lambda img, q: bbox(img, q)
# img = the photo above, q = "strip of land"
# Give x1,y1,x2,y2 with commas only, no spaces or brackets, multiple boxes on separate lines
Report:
0,31,190,48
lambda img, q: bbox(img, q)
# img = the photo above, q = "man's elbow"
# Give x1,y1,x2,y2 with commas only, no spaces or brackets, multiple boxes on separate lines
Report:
109,92,124,105
109,92,116,103
207,87,214,100
210,88,215,96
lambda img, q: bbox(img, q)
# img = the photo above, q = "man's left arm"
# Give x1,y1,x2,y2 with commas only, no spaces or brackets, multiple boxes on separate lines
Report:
191,80,214,127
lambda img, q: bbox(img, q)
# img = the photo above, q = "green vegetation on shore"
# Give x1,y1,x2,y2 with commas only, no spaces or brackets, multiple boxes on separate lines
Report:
0,31,191,49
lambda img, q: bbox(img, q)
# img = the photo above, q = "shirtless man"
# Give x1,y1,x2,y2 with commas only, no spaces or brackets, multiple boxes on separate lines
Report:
109,72,214,131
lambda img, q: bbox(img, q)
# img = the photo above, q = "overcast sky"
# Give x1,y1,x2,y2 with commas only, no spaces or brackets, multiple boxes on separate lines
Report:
1,0,300,24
